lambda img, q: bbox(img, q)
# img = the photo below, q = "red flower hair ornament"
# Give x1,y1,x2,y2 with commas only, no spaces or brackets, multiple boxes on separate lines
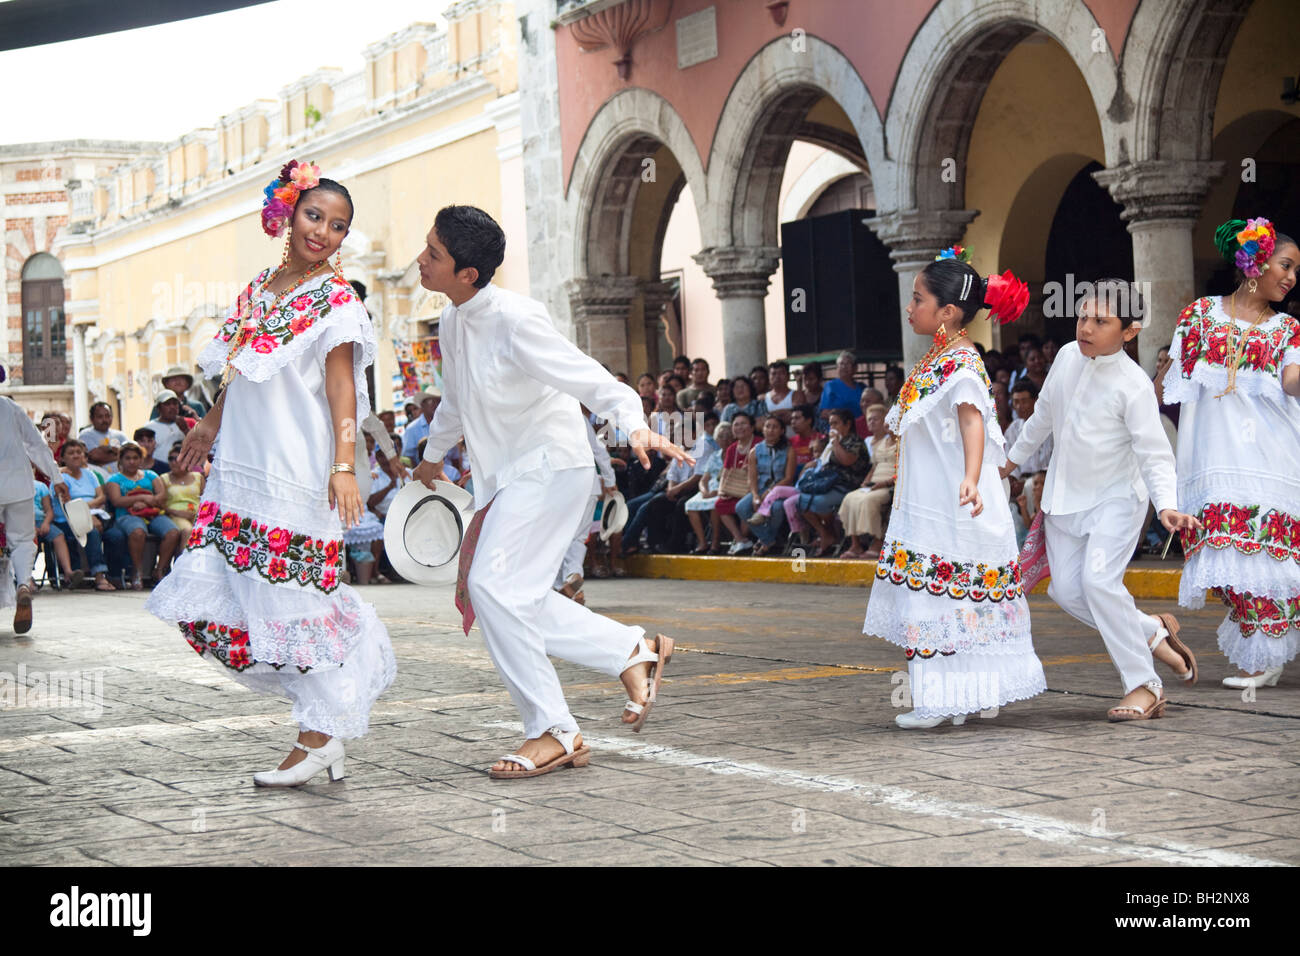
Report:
983,270,1030,325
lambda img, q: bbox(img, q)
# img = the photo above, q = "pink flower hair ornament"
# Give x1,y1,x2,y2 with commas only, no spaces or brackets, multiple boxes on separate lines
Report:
260,159,323,237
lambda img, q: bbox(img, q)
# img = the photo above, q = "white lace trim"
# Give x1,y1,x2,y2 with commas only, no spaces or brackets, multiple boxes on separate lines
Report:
1178,473,1300,522
204,464,339,539
903,650,1047,718
1216,616,1300,672
145,552,369,670
1180,546,1300,603
864,574,1035,655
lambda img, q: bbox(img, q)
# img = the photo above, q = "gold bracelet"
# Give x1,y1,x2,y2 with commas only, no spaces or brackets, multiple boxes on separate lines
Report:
330,463,356,475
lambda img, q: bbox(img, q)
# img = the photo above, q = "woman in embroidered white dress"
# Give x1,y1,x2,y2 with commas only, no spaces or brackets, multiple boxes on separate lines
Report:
147,162,395,786
1155,218,1300,690
863,250,1046,728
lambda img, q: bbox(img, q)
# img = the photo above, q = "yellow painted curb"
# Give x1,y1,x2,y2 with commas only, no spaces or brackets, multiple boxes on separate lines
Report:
621,555,1188,601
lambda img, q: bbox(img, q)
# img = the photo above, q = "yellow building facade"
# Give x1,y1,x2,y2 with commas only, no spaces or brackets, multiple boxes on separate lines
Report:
45,1,523,431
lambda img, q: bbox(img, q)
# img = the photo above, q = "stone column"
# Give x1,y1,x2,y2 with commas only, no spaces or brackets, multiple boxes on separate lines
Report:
639,279,677,375
564,275,640,373
692,246,780,377
71,319,92,428
1093,160,1223,373
866,209,979,368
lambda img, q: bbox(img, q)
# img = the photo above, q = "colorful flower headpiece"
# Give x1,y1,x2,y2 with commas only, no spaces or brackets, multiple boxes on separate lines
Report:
260,159,322,238
984,270,1030,326
1214,217,1276,278
935,245,971,263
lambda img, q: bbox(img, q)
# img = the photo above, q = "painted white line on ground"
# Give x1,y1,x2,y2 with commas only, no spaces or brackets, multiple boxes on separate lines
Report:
484,721,1287,867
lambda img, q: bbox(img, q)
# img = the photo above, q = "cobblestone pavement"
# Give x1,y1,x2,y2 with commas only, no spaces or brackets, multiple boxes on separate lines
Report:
1,577,1297,866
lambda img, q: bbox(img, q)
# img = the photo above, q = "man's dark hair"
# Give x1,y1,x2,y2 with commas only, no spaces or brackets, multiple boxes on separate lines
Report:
768,359,789,374
133,426,155,442
791,403,817,421
674,355,690,367
1010,380,1040,399
90,401,111,417
692,392,716,412
434,205,505,289
667,374,686,391
692,357,710,372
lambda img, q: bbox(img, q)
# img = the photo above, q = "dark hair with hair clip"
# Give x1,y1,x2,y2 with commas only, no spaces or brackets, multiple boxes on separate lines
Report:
919,258,989,326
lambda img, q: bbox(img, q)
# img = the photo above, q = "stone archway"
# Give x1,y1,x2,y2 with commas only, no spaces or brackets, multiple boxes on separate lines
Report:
563,88,707,374
702,36,886,374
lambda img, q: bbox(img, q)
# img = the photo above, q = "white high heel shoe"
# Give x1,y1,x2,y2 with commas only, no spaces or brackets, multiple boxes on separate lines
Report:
252,738,346,788
1222,666,1283,690
895,711,966,729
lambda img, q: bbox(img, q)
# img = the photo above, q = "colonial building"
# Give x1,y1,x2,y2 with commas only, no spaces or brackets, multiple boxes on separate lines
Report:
4,0,524,430
517,0,1300,376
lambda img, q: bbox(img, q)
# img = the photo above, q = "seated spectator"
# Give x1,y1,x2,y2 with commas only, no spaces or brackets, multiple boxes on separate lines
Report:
732,416,795,554
402,388,441,459
840,404,897,559
788,403,820,469
688,410,722,463
750,365,770,398
721,376,763,424
147,390,190,465
377,409,397,434
38,411,64,467
57,439,115,590
991,381,1013,432
714,377,733,409
1042,335,1061,368
665,373,686,395
854,387,886,438
636,373,657,399
800,408,868,556
103,442,180,589
884,365,903,406
675,357,714,409
79,401,127,475
762,360,796,430
133,427,170,475
620,447,698,555
714,411,757,552
673,354,692,382
1003,380,1052,546
153,366,209,418
820,350,864,422
34,478,82,590
684,422,732,554
750,434,827,555
160,446,204,536
798,363,825,416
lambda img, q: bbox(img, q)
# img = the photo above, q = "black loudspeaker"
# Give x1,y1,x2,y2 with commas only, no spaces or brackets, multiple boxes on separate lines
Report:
781,209,901,359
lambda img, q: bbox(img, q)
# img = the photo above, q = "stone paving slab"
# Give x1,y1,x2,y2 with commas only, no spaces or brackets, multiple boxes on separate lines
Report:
1,578,1297,866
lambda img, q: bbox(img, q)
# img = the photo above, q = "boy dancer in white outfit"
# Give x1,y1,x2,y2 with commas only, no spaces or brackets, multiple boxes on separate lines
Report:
411,206,693,778
1001,280,1203,720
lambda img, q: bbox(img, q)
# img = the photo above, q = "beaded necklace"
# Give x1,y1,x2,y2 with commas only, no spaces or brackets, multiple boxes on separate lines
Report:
1212,291,1271,399
220,259,330,388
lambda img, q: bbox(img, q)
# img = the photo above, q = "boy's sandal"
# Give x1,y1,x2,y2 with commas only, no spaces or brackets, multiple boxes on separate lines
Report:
1107,681,1167,722
621,633,675,733
488,727,590,779
1148,612,1196,684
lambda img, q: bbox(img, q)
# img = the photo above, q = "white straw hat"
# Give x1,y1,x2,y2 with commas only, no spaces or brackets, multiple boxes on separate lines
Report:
382,480,475,586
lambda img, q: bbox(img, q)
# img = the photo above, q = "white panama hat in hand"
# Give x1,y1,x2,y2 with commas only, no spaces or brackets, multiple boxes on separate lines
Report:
599,490,628,542
383,480,475,586
63,498,94,548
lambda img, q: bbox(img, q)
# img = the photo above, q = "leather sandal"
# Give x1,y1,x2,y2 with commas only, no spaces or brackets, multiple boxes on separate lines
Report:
1107,680,1167,722
13,585,33,635
1148,612,1196,684
621,633,674,732
488,727,590,779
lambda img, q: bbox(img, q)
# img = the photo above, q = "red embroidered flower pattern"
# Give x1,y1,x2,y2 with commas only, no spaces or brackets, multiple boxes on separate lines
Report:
1184,501,1300,566
185,503,343,593
251,334,277,354
875,542,1022,603
197,501,219,526
211,274,358,360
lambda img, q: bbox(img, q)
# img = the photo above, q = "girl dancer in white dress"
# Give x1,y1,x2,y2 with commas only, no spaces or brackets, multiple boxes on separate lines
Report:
864,247,1046,728
150,161,395,786
1156,218,1300,690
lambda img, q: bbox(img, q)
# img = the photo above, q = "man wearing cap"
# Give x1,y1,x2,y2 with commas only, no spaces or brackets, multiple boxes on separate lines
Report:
152,365,209,418
147,390,190,463
410,205,693,779
401,387,441,460
1,387,70,633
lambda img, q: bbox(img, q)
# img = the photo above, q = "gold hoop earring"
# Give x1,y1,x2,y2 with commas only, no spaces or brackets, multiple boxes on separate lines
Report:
1248,278,1259,294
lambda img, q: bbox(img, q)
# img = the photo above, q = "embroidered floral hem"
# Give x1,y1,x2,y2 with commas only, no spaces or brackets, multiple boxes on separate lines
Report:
185,500,343,593
1213,585,1300,638
876,538,1023,603
1180,501,1300,564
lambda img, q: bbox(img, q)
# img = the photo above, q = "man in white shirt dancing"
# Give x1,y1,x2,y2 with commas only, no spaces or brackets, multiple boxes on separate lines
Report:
411,206,693,778
0,382,70,633
1002,279,1202,721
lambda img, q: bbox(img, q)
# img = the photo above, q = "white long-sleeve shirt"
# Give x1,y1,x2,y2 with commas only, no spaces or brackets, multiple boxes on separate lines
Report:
0,397,65,504
422,283,646,509
1006,341,1177,517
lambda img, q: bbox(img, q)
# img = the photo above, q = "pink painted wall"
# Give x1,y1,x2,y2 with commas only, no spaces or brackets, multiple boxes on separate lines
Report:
556,0,1140,192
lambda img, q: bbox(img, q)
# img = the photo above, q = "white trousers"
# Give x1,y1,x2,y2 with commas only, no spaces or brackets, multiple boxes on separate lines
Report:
466,466,644,738
1,497,37,593
554,490,599,589
1044,496,1162,694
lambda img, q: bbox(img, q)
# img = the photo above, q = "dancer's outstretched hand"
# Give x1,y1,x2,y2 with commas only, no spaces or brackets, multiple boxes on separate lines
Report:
1158,509,1203,533
412,459,447,490
628,428,695,470
958,477,983,517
